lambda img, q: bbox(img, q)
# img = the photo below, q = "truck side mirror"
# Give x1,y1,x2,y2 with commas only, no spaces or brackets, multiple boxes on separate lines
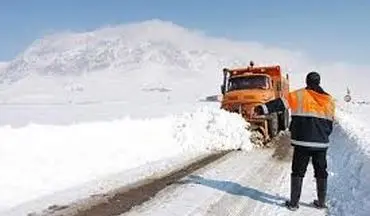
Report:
221,85,226,94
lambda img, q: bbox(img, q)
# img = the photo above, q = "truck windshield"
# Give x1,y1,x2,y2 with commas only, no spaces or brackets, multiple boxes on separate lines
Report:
228,75,270,91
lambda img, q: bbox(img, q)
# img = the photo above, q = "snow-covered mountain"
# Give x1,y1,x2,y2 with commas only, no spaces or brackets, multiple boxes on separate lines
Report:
0,20,304,107
0,19,368,104
0,20,305,82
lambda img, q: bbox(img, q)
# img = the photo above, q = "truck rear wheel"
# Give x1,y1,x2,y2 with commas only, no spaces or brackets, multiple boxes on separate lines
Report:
268,113,279,138
278,110,289,131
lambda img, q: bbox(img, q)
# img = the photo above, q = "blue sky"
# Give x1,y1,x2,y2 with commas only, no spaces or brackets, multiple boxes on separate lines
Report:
1,0,369,64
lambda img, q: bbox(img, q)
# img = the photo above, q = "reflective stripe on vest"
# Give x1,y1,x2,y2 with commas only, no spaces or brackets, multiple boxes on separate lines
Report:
291,112,334,121
291,139,329,148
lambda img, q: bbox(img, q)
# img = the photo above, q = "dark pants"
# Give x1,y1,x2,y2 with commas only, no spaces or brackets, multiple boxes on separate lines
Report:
291,146,328,179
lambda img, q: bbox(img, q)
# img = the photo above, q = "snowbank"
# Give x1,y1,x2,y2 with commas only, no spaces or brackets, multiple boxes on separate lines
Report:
327,104,370,216
0,106,252,212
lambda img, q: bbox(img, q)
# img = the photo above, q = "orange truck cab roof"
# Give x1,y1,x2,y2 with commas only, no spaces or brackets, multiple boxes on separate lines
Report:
223,65,282,78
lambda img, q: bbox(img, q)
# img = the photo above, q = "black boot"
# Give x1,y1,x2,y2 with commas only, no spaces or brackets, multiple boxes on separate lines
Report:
285,176,303,211
313,178,328,209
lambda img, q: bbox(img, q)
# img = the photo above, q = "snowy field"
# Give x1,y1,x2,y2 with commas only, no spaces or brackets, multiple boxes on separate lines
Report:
0,20,369,215
0,105,254,214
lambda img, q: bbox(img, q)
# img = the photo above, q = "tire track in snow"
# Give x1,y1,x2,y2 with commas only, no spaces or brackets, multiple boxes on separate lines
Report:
205,153,286,216
122,135,327,216
43,150,232,216
185,150,282,216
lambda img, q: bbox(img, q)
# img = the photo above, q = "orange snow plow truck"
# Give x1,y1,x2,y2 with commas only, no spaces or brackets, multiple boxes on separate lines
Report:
220,61,290,142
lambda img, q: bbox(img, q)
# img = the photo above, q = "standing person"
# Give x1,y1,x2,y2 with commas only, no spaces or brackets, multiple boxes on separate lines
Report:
253,71,335,211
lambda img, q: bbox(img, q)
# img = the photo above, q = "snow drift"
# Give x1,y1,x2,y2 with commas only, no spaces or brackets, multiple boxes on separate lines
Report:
327,104,370,216
0,107,253,212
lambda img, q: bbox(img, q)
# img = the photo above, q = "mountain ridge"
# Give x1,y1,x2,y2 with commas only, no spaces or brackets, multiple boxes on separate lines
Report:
0,19,303,84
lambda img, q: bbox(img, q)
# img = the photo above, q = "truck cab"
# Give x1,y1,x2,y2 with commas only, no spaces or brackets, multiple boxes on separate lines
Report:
220,61,290,142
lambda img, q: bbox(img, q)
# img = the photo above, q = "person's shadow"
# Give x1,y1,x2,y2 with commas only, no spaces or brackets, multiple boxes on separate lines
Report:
178,175,312,208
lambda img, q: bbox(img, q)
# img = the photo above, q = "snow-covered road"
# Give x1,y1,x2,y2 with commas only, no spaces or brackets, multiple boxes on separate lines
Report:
121,140,326,216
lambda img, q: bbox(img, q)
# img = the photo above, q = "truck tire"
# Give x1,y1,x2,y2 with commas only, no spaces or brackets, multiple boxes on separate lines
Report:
268,113,279,138
285,110,290,129
278,110,289,131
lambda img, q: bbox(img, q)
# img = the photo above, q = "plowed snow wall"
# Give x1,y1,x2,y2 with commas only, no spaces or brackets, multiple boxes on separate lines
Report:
327,125,370,216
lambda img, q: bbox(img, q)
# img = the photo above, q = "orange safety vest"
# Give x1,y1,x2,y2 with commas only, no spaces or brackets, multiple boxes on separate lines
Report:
284,88,335,121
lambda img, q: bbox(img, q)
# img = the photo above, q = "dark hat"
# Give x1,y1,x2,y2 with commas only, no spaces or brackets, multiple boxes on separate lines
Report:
306,71,320,86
